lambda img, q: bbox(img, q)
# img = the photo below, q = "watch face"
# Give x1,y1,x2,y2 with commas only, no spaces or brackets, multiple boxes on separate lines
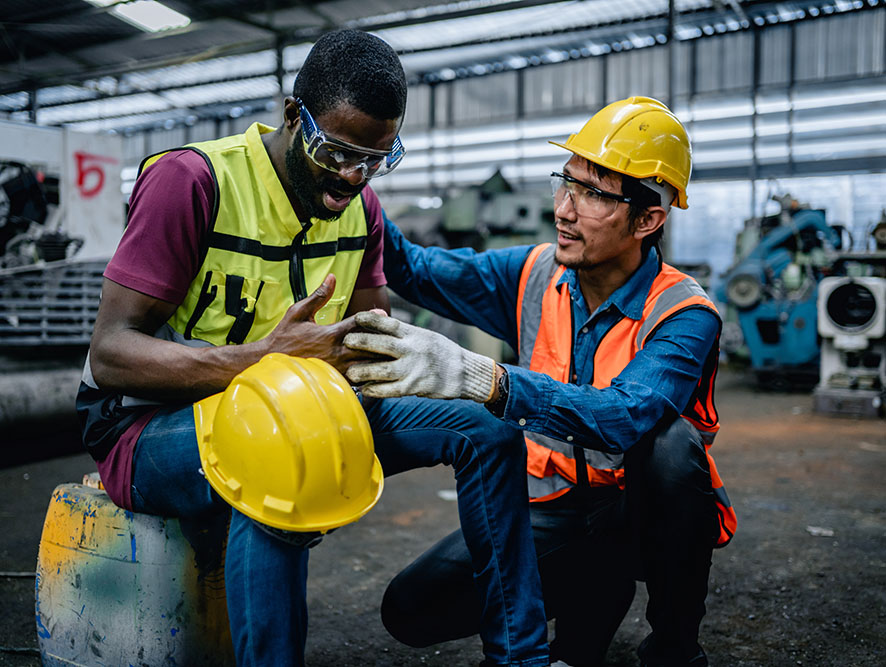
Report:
487,370,509,418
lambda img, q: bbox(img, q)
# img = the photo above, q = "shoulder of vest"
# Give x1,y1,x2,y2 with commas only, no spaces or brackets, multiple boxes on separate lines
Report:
522,243,559,279
343,193,368,235
189,131,249,154
518,243,558,301
137,145,216,180
634,265,720,348
147,133,250,177
137,146,221,263
352,191,367,219
517,243,569,336
652,263,712,301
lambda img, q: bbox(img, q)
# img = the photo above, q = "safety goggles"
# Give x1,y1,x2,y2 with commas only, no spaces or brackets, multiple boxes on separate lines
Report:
297,98,405,179
550,171,632,218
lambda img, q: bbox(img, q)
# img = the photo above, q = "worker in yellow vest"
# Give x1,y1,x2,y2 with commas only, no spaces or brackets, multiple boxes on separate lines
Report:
346,97,737,667
77,29,549,667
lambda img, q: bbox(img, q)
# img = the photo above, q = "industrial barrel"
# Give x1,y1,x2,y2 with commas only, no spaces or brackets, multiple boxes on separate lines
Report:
35,482,234,666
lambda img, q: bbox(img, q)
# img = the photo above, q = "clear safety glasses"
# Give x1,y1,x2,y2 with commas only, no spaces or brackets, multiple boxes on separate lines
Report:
550,171,632,218
297,98,405,179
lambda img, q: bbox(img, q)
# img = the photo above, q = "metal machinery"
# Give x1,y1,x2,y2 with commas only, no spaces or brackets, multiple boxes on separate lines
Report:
717,194,843,389
0,120,123,349
390,170,555,364
0,121,123,435
438,170,555,250
813,210,886,417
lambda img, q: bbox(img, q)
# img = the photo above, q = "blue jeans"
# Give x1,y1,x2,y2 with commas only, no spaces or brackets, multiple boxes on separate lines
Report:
131,396,549,667
381,417,720,667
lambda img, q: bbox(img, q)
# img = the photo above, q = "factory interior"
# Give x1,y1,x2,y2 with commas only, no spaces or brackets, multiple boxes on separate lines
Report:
0,1,885,666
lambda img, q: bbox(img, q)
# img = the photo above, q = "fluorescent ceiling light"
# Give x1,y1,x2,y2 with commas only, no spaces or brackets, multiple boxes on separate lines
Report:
84,0,190,33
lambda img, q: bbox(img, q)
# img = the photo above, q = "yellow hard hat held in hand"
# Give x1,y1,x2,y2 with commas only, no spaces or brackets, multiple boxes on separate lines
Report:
193,353,383,546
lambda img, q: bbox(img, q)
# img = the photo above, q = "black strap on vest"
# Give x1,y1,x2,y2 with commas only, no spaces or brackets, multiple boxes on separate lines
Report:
184,271,217,340
289,222,312,300
225,274,264,345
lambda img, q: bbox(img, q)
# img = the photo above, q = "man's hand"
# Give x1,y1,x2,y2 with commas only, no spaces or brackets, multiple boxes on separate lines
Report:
263,275,378,376
343,311,497,402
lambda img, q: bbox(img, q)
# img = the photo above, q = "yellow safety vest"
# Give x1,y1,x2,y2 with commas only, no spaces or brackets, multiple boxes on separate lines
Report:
139,122,367,346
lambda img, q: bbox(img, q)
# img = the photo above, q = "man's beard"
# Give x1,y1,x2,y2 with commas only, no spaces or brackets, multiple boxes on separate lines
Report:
284,142,364,222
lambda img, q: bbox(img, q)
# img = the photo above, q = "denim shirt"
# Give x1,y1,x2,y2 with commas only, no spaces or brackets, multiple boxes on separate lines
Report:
383,213,720,454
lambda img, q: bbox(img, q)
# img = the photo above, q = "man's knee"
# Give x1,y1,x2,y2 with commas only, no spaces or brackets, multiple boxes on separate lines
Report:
380,531,480,649
635,417,711,499
380,575,433,648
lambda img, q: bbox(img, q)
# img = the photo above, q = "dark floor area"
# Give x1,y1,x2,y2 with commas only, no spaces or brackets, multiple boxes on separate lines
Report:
1,367,885,666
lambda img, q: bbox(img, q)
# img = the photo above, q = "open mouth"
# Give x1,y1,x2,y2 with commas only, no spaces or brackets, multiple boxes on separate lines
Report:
322,187,359,212
557,226,581,242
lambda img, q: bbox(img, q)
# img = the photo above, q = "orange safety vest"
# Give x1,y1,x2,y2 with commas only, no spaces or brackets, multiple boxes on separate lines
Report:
516,243,737,547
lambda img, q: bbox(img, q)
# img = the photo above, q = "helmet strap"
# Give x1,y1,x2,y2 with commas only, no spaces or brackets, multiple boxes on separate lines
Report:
254,520,331,549
639,177,676,216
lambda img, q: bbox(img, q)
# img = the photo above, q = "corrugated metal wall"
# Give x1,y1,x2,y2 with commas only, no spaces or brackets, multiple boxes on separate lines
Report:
523,59,605,117
759,25,791,86
606,48,670,101
120,11,886,196
796,11,886,80
411,12,885,121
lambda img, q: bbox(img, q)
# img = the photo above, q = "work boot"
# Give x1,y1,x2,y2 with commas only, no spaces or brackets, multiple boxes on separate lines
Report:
637,633,708,667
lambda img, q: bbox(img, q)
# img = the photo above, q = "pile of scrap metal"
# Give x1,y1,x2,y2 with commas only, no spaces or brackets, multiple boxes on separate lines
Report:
0,160,82,271
0,160,104,349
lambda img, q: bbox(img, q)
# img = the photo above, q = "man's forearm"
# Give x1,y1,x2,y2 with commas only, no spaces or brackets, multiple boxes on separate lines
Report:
501,309,721,453
90,328,273,402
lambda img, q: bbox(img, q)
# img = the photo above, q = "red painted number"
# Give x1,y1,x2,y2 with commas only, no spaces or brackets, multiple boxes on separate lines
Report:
74,151,118,199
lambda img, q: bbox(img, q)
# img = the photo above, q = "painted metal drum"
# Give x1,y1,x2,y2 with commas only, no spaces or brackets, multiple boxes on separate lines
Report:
35,483,234,666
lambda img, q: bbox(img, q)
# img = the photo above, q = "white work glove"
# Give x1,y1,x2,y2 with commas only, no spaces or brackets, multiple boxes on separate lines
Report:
343,311,497,402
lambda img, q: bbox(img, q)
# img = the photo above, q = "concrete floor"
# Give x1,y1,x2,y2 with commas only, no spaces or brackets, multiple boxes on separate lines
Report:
1,367,885,666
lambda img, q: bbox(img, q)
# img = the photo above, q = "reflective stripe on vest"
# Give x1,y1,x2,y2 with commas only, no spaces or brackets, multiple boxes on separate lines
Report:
138,122,367,347
516,243,737,547
518,244,624,501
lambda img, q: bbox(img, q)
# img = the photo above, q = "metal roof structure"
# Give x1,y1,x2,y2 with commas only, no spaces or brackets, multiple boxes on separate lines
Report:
2,0,882,132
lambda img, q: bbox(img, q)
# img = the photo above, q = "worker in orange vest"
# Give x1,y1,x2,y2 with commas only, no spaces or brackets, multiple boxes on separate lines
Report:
345,97,736,667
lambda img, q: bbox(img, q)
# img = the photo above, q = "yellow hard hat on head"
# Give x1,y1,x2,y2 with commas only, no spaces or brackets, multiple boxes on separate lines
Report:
193,353,383,535
550,96,692,209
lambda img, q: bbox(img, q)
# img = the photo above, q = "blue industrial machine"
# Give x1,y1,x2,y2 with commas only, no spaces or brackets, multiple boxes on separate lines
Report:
717,195,843,389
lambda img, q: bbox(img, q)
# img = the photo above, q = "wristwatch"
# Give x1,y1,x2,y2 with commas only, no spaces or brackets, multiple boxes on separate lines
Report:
485,367,510,418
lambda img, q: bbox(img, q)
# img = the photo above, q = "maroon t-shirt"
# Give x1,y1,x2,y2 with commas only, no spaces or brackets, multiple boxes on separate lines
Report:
95,150,387,508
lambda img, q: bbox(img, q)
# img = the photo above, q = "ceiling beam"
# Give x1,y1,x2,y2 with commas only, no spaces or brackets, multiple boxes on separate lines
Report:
0,0,880,100
287,0,576,40
0,0,574,94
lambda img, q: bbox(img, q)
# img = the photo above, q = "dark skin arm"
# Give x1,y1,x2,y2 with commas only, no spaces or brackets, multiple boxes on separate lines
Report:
345,285,390,318
89,273,387,403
